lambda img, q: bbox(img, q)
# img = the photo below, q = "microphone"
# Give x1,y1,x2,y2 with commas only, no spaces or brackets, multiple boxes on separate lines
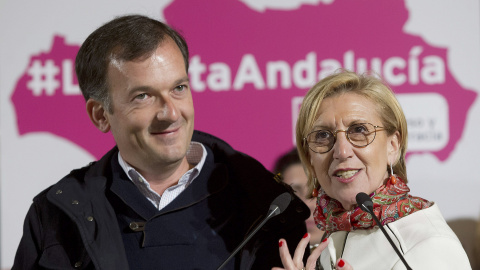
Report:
356,193,412,270
216,192,292,270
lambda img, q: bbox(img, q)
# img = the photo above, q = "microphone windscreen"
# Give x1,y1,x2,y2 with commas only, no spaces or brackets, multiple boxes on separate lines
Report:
356,192,373,212
270,192,292,214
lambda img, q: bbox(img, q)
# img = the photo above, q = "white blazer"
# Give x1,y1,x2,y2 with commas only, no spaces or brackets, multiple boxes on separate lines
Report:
319,204,471,269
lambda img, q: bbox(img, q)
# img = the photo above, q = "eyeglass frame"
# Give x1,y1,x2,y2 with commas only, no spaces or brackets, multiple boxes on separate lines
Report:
303,123,386,154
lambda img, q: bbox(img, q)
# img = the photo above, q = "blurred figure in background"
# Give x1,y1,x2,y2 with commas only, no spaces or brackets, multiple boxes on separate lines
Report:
447,216,480,269
274,148,325,251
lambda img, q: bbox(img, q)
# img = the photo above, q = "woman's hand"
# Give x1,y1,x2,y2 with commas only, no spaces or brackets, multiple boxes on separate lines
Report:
272,233,353,270
272,233,326,270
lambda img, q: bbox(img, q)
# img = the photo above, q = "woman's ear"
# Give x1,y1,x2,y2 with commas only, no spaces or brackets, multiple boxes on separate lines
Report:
387,131,401,164
86,99,110,133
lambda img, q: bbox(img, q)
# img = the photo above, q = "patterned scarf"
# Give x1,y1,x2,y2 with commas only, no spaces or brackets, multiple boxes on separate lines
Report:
314,177,432,236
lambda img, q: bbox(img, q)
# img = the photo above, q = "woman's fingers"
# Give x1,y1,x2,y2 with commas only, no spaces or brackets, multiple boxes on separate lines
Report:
292,233,310,266
278,239,296,269
336,258,353,270
305,237,328,269
277,236,330,270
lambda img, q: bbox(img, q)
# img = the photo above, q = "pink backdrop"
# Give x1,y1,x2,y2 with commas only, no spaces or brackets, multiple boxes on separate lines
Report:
11,0,476,169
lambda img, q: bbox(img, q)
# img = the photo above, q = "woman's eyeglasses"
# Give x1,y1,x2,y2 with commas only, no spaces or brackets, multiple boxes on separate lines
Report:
304,123,385,154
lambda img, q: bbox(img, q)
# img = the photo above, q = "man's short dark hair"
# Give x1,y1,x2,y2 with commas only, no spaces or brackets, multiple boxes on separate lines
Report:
75,14,189,112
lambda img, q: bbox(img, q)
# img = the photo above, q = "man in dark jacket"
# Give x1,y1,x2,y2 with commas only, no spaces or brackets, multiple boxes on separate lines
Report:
13,15,309,269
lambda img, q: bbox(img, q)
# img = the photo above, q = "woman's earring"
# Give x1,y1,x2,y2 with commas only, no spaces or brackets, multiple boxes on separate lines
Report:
312,177,319,197
389,161,397,185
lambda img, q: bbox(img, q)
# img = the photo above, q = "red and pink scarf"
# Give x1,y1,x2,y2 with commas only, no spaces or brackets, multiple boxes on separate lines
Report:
314,177,432,236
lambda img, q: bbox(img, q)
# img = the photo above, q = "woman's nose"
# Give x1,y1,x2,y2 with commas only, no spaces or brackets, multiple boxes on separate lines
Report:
332,131,354,159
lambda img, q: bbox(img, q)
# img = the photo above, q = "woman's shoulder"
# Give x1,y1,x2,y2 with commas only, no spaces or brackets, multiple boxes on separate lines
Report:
391,203,458,240
394,203,454,235
387,204,471,269
389,202,469,257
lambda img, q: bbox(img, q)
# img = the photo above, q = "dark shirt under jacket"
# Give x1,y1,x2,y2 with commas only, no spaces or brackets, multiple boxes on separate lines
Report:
13,130,309,269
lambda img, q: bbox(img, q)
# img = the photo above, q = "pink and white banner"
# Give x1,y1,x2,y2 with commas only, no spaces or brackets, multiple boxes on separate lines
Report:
1,0,479,267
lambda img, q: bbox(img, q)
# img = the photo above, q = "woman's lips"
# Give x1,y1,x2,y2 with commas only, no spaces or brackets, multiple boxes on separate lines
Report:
332,169,360,183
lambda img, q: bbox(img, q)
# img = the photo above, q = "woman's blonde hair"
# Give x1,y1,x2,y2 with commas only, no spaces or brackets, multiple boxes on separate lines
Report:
296,70,408,196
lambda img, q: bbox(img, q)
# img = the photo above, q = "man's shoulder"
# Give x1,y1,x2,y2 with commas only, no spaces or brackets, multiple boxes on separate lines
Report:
195,131,309,220
32,162,94,204
32,147,118,203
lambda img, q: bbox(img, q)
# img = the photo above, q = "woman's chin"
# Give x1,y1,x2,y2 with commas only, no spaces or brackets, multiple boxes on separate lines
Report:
335,189,365,210
337,197,358,211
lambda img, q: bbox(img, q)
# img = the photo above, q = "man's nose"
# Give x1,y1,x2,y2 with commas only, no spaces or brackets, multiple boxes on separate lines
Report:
156,96,179,122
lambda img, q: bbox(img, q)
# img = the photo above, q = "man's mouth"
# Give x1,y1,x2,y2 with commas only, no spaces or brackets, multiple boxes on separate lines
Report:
151,127,180,135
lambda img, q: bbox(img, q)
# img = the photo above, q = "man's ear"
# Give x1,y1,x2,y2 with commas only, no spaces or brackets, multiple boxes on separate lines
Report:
86,99,110,133
387,131,401,164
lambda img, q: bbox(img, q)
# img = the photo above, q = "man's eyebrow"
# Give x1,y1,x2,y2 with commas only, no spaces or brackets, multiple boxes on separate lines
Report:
126,76,190,95
174,76,190,85
127,85,152,95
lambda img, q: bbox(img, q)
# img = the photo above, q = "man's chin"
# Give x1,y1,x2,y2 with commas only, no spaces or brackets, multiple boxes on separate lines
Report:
152,147,187,163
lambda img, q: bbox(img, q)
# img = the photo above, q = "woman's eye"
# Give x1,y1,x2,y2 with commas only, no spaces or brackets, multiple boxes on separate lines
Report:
351,124,368,134
316,131,331,140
